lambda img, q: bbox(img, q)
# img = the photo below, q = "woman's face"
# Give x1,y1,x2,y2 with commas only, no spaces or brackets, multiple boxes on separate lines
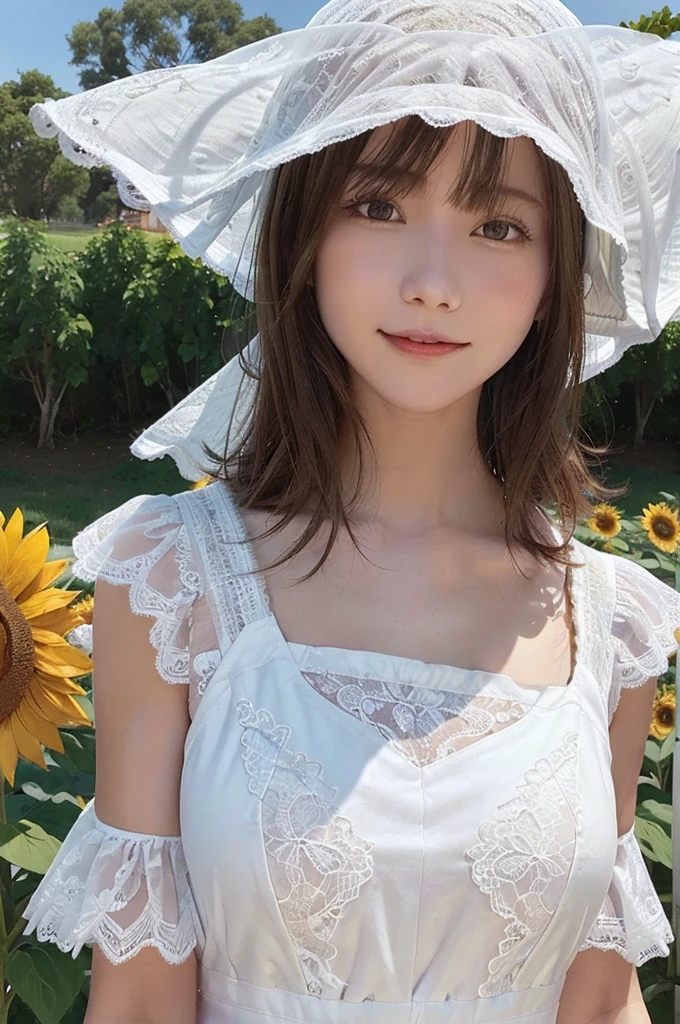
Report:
313,122,551,416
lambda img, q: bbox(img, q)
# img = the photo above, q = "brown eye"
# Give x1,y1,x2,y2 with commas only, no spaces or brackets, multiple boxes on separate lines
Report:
482,220,512,241
356,200,397,221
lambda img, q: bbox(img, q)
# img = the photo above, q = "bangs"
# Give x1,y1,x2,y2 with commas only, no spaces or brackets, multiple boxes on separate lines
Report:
342,116,519,215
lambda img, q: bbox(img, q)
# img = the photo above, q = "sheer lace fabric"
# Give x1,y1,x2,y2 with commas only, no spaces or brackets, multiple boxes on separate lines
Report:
21,801,204,965
70,491,221,719
300,670,532,767
609,554,680,720
579,823,674,965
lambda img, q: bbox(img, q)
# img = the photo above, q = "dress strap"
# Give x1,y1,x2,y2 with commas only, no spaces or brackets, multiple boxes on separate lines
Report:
569,537,618,708
175,481,270,655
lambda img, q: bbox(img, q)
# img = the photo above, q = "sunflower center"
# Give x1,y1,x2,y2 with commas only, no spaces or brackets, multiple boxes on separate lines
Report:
0,582,35,722
657,705,676,727
652,517,676,540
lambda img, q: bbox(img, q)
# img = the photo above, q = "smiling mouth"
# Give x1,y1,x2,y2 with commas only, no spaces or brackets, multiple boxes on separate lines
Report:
380,330,468,347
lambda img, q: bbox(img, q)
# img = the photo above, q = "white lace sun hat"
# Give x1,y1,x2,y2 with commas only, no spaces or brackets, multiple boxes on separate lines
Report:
29,0,680,480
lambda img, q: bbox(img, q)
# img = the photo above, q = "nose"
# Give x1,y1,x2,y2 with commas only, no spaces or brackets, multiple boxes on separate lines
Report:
399,243,463,312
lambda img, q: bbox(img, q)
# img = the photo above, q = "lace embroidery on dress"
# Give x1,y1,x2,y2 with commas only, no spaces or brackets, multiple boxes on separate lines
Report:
578,824,674,965
236,697,374,998
69,491,225,718
21,802,204,966
300,671,530,767
71,494,203,686
608,554,680,721
178,483,270,646
466,731,580,997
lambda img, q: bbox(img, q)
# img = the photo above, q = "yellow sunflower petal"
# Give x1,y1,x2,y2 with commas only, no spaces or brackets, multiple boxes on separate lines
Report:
20,588,83,620
33,677,91,726
15,701,64,755
0,720,18,787
34,671,88,699
9,711,47,771
27,607,83,635
32,629,93,675
17,558,70,604
3,509,24,560
22,686,68,751
4,523,49,600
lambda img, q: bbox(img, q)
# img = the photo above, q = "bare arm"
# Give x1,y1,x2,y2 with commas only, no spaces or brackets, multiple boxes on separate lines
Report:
83,578,198,1024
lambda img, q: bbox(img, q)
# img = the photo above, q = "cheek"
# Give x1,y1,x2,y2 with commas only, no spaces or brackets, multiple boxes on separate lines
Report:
314,226,383,325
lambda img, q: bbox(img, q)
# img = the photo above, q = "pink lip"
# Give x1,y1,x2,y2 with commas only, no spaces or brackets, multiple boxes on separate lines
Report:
381,329,468,346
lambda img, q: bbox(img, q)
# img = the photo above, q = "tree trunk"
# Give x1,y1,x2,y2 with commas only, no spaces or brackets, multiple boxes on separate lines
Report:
121,355,143,426
632,378,657,449
36,379,68,448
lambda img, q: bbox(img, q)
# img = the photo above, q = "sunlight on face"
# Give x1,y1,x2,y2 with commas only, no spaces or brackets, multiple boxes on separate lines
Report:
313,121,551,417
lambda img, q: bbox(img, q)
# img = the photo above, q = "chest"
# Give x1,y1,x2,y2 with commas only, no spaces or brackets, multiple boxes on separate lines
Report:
241,509,576,689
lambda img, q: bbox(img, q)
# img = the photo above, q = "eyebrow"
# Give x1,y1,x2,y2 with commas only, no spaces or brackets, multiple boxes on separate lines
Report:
347,163,545,210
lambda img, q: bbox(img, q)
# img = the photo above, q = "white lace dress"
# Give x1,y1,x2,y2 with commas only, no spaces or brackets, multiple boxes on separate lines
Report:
22,481,679,1023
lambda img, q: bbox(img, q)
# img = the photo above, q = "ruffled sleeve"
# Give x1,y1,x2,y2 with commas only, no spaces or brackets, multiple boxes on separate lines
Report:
578,824,674,965
21,800,204,965
70,492,219,706
608,555,680,722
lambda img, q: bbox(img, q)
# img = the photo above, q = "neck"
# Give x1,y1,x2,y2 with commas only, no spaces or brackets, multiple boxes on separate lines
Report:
338,385,508,542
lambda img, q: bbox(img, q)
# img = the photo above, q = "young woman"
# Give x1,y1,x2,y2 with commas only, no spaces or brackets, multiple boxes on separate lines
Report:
23,1,680,1021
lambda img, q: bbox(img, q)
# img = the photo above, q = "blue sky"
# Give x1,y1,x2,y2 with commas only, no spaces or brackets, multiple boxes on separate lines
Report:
0,1,664,94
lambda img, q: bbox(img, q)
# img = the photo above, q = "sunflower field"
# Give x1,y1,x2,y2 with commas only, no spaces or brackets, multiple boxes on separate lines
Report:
0,488,678,1022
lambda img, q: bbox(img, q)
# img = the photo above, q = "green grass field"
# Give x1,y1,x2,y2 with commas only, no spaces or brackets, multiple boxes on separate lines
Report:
45,226,164,253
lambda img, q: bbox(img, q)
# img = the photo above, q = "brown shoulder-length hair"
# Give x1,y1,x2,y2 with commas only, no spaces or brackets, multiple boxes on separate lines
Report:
202,115,626,581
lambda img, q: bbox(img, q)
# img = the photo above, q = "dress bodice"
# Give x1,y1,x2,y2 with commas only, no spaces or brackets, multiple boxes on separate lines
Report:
22,482,679,1022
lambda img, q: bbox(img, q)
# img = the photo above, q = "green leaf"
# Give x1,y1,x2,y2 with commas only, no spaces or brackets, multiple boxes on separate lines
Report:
607,537,630,552
7,945,83,1024
0,822,31,843
637,557,660,569
635,816,673,868
0,819,61,874
658,730,675,762
59,732,96,775
644,738,661,764
637,798,673,835
140,362,159,386
4,795,81,843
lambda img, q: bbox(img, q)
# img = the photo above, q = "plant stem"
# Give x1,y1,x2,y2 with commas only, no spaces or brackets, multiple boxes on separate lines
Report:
0,989,16,1024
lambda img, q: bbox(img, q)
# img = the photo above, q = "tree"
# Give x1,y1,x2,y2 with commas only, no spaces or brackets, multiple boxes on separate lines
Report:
68,0,281,90
0,220,93,448
0,71,89,221
620,4,680,36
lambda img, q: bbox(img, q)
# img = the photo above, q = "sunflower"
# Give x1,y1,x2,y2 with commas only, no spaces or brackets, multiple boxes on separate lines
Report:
72,593,94,626
649,690,676,741
0,509,92,787
586,503,622,540
640,502,680,554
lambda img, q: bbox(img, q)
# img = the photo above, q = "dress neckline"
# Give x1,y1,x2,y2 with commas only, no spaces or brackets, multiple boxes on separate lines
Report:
215,480,587,694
